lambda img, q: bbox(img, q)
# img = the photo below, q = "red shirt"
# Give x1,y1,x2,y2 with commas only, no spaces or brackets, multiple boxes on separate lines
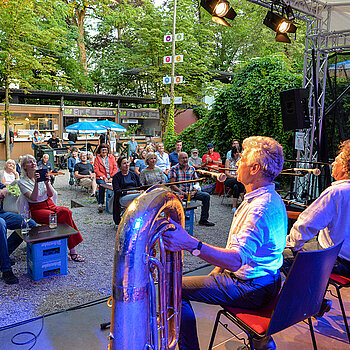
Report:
202,151,221,168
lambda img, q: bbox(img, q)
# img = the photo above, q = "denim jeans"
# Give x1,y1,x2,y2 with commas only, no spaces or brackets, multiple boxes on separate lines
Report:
119,193,140,207
96,179,107,205
179,271,281,350
0,211,36,272
192,191,210,221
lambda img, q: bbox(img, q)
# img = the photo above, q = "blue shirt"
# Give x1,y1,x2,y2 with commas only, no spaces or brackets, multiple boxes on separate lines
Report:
127,140,138,154
135,159,147,172
169,151,179,167
0,183,6,213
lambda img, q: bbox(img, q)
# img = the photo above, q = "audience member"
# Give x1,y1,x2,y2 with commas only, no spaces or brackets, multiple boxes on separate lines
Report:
68,132,78,145
87,151,95,165
110,131,117,153
0,159,19,185
155,142,170,177
47,132,62,149
0,183,37,284
170,152,214,227
94,144,118,213
226,139,241,159
112,152,120,167
38,154,55,185
19,155,84,262
9,127,14,155
169,140,183,167
99,131,109,146
202,143,221,169
112,156,141,225
135,150,147,176
163,136,286,350
140,152,167,186
188,149,202,170
147,136,156,149
68,147,80,185
123,136,138,155
224,141,244,213
31,130,42,150
16,156,22,176
74,152,97,196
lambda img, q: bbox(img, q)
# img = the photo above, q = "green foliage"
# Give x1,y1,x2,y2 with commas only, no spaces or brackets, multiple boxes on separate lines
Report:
123,124,141,137
180,56,303,159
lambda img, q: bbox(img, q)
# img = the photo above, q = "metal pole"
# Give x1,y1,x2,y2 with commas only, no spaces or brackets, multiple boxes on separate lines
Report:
170,0,177,105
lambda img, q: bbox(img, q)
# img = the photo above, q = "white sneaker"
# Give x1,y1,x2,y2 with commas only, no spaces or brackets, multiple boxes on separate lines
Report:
232,207,237,214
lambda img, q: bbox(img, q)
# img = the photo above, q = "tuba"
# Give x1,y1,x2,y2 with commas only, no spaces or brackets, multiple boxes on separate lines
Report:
109,186,184,350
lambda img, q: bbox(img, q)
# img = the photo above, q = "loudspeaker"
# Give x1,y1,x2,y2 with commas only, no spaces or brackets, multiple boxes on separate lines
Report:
280,88,310,131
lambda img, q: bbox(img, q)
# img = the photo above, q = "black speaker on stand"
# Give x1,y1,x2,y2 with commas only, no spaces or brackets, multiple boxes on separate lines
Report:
280,88,310,131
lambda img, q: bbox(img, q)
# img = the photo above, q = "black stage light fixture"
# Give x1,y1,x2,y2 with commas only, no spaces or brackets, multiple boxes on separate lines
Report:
200,0,237,27
263,10,297,43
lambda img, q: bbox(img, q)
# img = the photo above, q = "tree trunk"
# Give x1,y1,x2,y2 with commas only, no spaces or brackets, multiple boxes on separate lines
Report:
4,71,11,160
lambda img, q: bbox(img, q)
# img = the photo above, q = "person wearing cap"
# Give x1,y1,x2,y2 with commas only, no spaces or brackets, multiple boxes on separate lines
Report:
189,149,202,169
202,143,222,170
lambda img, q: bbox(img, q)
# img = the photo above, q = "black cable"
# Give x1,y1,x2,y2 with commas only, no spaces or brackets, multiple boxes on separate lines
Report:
11,315,44,350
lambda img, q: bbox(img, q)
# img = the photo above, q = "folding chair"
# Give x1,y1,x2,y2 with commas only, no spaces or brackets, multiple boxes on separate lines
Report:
329,273,350,343
208,242,343,350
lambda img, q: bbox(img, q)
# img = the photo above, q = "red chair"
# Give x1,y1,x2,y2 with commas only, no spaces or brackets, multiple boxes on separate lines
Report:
329,273,350,343
208,242,343,350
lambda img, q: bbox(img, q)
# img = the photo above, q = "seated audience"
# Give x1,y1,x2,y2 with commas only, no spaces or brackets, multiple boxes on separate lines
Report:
47,131,62,149
16,156,23,176
123,136,138,155
0,183,37,284
38,153,55,185
135,150,147,176
94,144,118,213
163,136,286,350
224,141,244,213
74,152,97,196
140,152,167,186
68,147,80,184
226,139,241,159
145,144,155,153
169,140,183,167
202,143,222,169
112,152,120,167
188,149,202,170
87,151,95,165
31,130,42,150
1,159,19,185
170,152,214,227
18,155,84,262
112,156,142,225
155,142,170,177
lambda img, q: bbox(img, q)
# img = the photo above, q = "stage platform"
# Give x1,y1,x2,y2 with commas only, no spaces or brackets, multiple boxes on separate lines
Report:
1,265,349,349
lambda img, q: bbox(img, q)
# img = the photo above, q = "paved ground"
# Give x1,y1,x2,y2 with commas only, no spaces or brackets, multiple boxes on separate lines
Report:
0,170,233,327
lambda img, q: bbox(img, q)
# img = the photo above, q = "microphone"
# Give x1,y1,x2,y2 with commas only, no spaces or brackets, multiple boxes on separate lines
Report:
292,168,321,176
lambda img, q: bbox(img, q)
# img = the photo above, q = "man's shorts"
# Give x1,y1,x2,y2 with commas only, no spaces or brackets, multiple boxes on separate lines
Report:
79,178,92,189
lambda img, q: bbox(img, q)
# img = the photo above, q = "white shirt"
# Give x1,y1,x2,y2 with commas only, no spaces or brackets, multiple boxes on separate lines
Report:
18,176,49,203
155,151,170,172
286,179,350,261
226,184,287,280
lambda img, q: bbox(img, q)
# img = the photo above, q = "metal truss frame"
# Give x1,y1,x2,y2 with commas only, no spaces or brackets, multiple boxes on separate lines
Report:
248,0,350,202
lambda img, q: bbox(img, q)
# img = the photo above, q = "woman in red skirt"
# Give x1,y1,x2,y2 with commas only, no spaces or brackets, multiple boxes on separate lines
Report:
18,155,84,262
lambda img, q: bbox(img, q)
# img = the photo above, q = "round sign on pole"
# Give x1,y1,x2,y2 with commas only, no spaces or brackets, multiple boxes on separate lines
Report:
164,35,172,42
163,56,172,63
163,76,171,84
175,33,184,41
175,76,183,83
175,55,183,63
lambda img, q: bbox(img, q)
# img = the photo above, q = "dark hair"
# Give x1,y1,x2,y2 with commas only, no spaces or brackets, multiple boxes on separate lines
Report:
97,143,110,154
117,156,128,169
175,140,182,144
72,147,78,152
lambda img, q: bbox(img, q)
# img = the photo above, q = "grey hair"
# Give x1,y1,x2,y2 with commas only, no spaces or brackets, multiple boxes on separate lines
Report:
242,136,284,181
145,152,157,165
20,154,36,175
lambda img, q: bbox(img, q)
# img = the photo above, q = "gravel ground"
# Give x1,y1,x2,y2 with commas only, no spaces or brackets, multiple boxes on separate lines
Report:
0,170,234,328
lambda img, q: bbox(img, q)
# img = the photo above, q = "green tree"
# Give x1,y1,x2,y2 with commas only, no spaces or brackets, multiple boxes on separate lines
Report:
180,56,303,159
0,0,69,159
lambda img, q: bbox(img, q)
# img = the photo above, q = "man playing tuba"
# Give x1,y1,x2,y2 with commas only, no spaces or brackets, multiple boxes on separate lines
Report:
163,136,287,350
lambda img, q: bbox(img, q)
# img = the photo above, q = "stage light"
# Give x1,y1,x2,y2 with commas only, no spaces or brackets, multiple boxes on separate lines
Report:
263,10,297,43
200,0,237,27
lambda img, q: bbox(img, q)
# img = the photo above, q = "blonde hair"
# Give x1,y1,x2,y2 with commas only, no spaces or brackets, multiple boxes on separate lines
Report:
145,152,157,165
339,140,350,176
242,136,284,181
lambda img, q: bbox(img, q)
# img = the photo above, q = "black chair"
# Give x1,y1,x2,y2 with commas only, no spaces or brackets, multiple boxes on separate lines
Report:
208,242,343,350
329,273,350,343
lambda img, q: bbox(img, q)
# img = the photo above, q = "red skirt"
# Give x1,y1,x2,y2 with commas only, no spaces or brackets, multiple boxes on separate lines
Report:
28,198,83,250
